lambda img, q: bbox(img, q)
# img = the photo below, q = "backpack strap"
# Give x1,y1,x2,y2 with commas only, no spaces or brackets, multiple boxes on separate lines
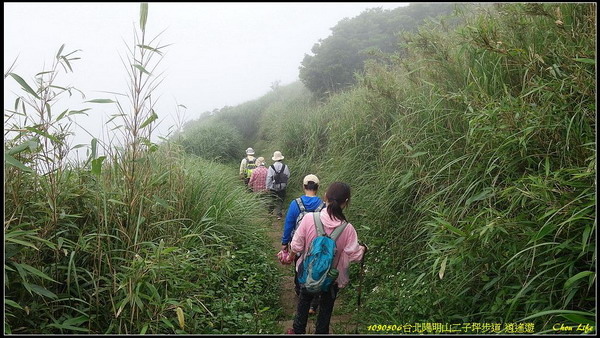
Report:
312,212,326,237
296,197,306,213
315,202,326,212
329,221,348,241
312,212,347,239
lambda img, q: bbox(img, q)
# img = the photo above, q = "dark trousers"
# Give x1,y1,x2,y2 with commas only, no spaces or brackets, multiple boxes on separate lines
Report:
292,284,339,334
270,189,286,217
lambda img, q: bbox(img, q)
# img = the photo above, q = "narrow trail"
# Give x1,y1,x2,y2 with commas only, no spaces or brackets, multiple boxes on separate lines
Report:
266,218,356,334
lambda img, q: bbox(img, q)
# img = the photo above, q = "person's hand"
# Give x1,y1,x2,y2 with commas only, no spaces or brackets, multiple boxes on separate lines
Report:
285,251,295,264
281,244,288,252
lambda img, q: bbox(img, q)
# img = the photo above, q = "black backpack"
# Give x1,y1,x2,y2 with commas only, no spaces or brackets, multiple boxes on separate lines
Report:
271,163,288,186
245,157,257,178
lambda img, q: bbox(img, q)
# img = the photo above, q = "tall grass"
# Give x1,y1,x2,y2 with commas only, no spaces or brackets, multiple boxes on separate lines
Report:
4,3,281,334
176,3,596,333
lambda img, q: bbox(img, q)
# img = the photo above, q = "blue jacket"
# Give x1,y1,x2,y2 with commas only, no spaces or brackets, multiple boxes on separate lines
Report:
281,195,324,245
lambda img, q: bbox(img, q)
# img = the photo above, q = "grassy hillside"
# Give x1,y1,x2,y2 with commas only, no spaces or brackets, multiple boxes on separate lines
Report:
178,3,596,333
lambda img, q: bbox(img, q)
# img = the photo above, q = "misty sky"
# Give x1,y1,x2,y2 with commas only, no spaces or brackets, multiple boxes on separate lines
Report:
4,2,409,158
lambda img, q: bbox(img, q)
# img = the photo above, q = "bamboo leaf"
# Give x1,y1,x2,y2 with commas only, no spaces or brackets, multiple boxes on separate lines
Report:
91,156,106,176
520,309,594,322
564,271,594,289
25,126,61,143
433,217,466,237
61,56,73,72
56,44,65,59
7,139,39,155
5,237,39,250
466,188,494,205
19,263,57,283
4,153,34,173
133,64,151,76
572,58,595,65
560,314,595,325
140,3,149,32
139,110,158,129
581,225,591,253
23,282,58,299
86,99,116,104
4,299,22,310
8,73,40,99
137,44,163,55
161,318,174,329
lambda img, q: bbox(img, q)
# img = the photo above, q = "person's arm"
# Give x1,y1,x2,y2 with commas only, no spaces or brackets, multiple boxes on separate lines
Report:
239,158,246,177
284,163,290,180
343,226,366,262
286,213,310,262
266,166,273,190
281,201,300,250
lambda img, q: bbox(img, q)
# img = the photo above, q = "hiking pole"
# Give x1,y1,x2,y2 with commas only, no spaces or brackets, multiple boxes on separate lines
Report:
354,244,367,334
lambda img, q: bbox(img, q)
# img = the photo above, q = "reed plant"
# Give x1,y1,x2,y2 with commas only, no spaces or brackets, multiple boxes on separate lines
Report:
5,3,281,334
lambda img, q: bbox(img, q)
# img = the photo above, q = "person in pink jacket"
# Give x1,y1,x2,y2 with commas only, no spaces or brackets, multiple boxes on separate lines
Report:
284,182,367,334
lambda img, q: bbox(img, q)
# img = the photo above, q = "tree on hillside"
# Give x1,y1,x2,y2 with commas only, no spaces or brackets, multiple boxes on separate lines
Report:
299,3,455,98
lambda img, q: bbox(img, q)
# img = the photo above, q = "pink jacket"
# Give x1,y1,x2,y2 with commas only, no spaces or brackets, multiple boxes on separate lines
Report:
290,208,365,288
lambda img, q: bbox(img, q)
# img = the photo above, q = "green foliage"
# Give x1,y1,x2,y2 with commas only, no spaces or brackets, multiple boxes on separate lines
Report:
4,4,282,334
186,2,596,334
5,2,596,335
299,3,456,98
178,120,243,163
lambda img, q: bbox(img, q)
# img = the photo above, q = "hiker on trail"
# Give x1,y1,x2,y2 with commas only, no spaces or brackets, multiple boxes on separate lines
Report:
284,182,367,334
248,157,268,193
239,147,257,186
266,151,290,220
281,174,325,314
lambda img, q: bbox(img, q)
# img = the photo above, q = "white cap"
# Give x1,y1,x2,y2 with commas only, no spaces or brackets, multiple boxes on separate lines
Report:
303,174,319,185
246,147,255,155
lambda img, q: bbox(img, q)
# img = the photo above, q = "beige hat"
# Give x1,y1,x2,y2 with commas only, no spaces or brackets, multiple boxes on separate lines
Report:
303,174,319,185
272,151,284,161
246,147,255,155
256,157,265,166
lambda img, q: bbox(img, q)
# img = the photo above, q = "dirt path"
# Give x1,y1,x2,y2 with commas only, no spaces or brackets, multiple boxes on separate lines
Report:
266,218,356,334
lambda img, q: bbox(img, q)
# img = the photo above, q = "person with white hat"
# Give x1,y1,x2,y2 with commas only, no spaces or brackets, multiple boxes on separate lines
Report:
280,174,326,313
266,150,290,219
248,157,268,193
239,147,257,186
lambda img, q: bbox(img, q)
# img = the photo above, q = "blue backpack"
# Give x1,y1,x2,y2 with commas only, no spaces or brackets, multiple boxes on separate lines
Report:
298,212,348,293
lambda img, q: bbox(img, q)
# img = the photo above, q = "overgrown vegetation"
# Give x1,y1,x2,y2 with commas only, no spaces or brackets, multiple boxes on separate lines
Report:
178,3,596,334
5,2,595,335
299,3,456,99
4,4,281,334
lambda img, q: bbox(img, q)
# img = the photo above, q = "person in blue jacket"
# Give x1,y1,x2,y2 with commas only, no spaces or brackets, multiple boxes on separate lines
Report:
281,174,326,314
